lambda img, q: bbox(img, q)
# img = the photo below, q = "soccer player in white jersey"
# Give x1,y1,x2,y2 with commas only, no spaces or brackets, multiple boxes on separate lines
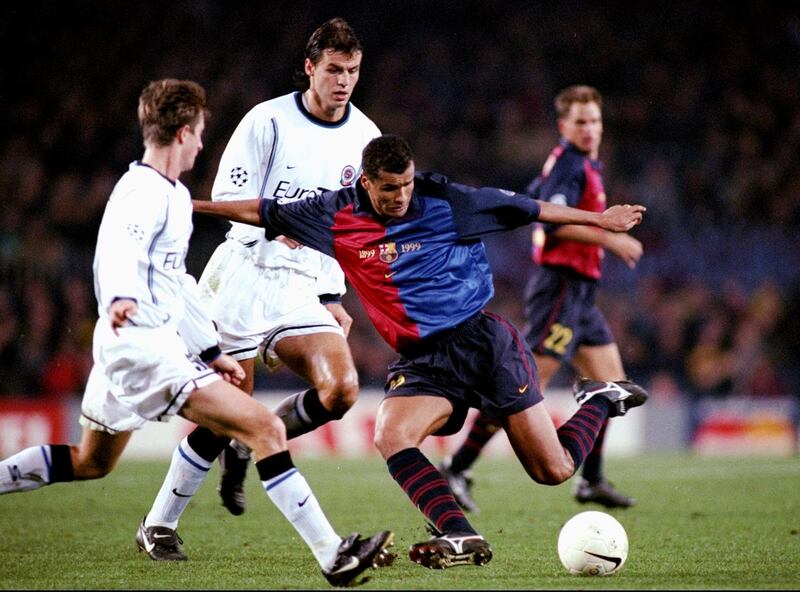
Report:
142,18,381,527
0,79,393,587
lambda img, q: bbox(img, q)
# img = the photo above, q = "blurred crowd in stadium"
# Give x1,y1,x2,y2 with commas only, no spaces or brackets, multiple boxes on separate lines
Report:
1,2,798,400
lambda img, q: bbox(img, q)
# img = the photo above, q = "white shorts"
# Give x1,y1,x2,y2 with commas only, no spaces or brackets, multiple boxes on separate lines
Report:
198,240,344,367
79,321,220,434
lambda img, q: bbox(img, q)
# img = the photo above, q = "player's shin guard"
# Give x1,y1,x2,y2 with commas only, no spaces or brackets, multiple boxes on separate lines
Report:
257,451,341,569
387,447,477,535
0,444,73,494
273,388,342,439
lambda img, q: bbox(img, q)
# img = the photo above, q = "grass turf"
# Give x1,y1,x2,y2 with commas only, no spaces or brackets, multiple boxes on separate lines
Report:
1,454,798,589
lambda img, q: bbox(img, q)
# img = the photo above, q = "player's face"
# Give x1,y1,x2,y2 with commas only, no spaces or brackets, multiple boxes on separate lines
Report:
180,114,205,172
362,161,415,218
559,101,603,158
305,49,362,121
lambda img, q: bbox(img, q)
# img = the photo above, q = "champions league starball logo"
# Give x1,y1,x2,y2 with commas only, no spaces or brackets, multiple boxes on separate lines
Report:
340,165,356,186
230,166,248,187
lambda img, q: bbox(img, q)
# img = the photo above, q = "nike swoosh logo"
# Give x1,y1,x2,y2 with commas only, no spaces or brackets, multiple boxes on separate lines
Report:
172,488,192,498
518,383,529,393
287,165,297,169
584,551,622,568
327,555,359,575
140,530,155,553
384,272,395,279
153,533,172,539
298,494,311,507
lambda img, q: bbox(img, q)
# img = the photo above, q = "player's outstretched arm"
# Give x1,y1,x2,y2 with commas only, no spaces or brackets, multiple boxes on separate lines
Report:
192,198,262,226
537,201,645,232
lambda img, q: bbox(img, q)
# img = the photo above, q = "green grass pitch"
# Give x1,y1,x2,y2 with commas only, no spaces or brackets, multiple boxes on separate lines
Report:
1,454,798,589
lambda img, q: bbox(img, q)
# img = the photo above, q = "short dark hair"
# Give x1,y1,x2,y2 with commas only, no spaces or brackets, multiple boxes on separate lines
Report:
294,17,363,90
361,135,414,179
137,79,208,147
554,85,602,119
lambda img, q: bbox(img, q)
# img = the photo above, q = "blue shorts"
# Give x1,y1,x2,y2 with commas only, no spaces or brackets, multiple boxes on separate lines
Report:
523,265,614,362
384,311,544,436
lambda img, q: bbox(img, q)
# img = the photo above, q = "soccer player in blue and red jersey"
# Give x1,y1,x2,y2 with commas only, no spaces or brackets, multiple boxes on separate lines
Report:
192,133,648,570
441,85,645,513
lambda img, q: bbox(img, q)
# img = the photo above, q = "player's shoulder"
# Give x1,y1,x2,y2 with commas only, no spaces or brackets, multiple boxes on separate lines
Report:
243,92,297,120
346,102,380,133
111,163,177,207
414,172,450,199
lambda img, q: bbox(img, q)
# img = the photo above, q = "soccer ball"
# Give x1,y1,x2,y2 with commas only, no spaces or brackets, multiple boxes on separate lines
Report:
557,511,628,576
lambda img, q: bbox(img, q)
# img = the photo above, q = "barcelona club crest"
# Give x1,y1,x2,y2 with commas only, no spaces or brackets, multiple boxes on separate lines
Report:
379,242,399,263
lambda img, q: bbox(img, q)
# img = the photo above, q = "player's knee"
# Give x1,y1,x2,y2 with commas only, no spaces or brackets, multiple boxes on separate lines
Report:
74,458,115,480
373,421,414,459
316,372,359,417
530,459,573,485
244,409,287,449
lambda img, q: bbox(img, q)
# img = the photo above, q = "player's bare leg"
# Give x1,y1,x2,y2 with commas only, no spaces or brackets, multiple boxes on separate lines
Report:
141,379,395,582
273,332,360,436
219,332,359,516
374,396,493,569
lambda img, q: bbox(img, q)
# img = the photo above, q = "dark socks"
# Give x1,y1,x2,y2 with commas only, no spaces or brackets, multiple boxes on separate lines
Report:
387,447,476,535
49,444,74,482
255,450,294,481
580,419,608,482
275,388,342,439
556,398,611,471
449,414,501,473
187,426,231,463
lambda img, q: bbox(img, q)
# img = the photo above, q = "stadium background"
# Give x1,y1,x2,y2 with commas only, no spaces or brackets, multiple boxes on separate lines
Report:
0,1,798,458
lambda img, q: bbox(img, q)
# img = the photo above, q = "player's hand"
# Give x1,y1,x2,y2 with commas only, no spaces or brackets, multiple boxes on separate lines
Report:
210,354,245,385
599,204,645,232
325,302,353,337
275,235,302,249
108,299,138,335
605,233,644,269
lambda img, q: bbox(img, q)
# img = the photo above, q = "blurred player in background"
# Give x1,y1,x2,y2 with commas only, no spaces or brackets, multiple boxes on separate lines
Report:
441,85,644,513
142,17,381,530
191,133,649,570
0,79,393,587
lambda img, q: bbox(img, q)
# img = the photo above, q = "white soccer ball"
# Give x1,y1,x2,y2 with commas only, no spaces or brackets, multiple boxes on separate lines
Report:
557,511,628,576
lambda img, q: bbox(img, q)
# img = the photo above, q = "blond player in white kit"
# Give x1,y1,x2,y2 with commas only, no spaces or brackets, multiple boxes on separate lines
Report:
0,79,393,587
141,18,381,529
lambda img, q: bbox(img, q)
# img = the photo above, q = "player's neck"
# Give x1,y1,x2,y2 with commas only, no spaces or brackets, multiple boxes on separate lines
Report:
302,89,346,123
141,146,181,182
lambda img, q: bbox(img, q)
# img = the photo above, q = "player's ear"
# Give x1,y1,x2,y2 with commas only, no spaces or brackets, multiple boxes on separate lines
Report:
176,124,190,144
304,58,314,77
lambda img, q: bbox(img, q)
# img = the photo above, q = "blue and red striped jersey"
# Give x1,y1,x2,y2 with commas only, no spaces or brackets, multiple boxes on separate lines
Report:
259,172,541,353
527,140,606,280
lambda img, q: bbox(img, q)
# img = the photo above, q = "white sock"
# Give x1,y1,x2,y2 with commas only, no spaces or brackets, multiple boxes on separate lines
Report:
145,437,212,529
0,446,55,494
262,468,341,569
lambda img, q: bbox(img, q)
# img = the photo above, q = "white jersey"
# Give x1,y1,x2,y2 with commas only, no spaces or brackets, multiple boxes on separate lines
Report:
93,161,217,354
211,91,381,296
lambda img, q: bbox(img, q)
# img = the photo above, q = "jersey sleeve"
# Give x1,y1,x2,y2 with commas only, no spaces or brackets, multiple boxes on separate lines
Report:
537,154,585,233
178,273,221,358
443,179,542,240
315,254,346,299
94,185,167,313
211,105,275,201
259,193,337,258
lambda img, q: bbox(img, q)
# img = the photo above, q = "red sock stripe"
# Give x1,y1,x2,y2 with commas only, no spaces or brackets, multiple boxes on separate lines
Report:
410,477,449,506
